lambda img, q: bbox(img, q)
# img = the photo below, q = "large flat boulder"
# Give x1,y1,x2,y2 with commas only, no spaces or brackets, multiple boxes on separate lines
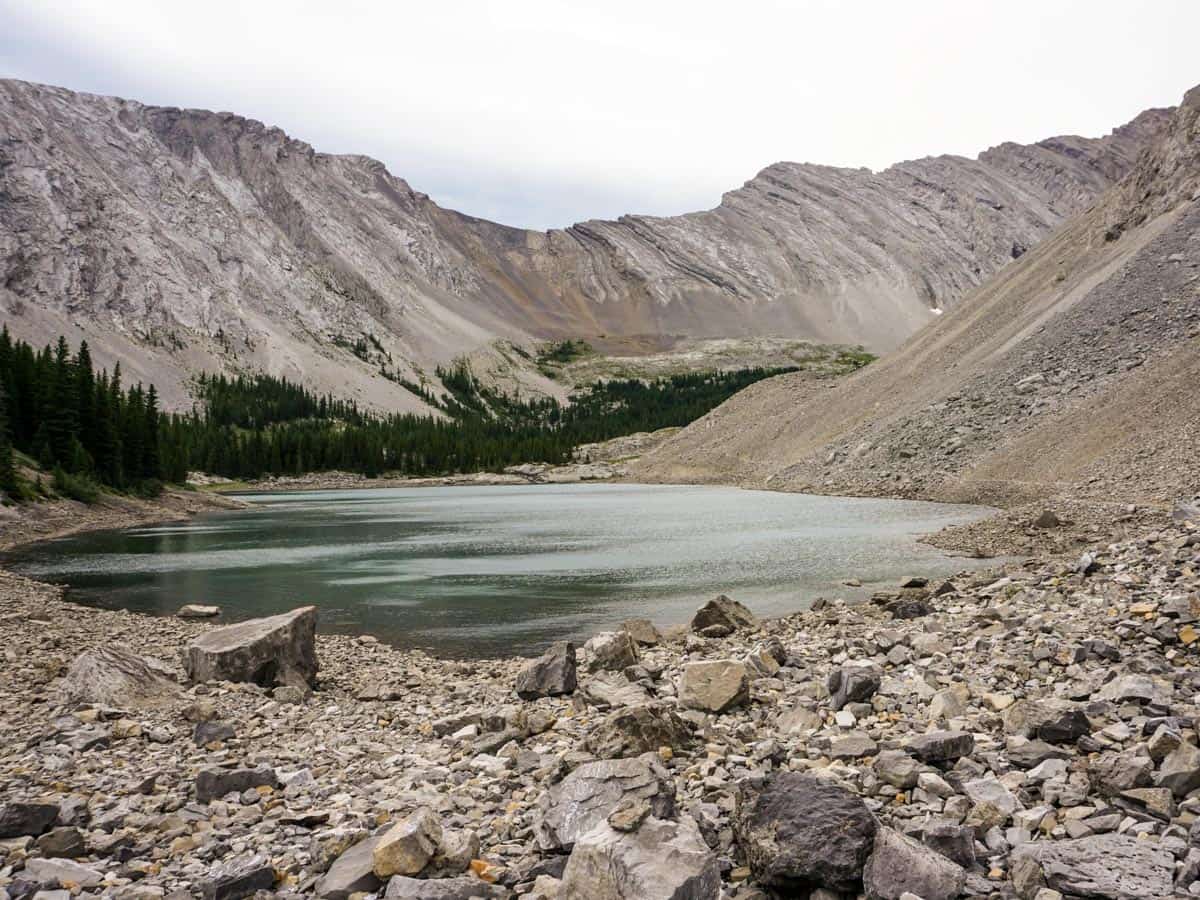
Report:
733,773,877,894
58,647,180,708
1010,833,1174,899
184,606,318,687
535,756,676,851
560,815,720,900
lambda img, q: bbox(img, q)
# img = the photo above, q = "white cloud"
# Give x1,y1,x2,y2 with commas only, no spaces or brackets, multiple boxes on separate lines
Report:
2,0,1196,229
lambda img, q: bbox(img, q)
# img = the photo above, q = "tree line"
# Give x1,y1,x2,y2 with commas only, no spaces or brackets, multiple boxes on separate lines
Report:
0,326,797,498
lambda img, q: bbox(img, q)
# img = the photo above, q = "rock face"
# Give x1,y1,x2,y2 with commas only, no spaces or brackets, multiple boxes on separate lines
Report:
862,826,964,900
535,757,676,852
0,79,1169,413
733,773,877,893
184,606,318,687
678,660,750,713
515,642,577,699
58,646,180,708
1010,833,1174,899
559,815,720,900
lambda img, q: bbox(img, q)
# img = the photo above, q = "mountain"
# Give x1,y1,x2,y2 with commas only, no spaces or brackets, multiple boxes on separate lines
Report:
0,78,1169,409
634,84,1200,513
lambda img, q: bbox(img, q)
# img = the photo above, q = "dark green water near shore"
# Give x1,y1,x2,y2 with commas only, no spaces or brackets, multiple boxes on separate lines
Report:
5,484,994,657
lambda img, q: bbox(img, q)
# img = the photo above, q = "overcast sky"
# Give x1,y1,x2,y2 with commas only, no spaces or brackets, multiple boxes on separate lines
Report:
2,1,1196,230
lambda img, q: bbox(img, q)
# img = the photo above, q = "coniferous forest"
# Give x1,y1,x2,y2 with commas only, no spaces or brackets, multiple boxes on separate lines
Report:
0,326,798,500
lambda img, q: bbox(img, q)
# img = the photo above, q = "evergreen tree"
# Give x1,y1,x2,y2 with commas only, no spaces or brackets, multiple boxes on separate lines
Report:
0,382,17,498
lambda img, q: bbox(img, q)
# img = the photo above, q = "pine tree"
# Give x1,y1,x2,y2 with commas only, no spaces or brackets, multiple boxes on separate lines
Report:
0,382,18,498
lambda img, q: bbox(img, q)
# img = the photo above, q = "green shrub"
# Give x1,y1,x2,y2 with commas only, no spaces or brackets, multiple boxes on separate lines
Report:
129,478,165,499
52,467,102,504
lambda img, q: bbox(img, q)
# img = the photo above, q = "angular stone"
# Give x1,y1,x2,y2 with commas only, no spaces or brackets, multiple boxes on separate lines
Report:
963,776,1019,828
560,815,720,900
907,730,975,763
585,702,694,759
621,618,661,646
515,641,577,699
535,757,676,852
1003,699,1089,743
372,808,442,877
184,606,318,687
733,773,877,893
58,646,180,708
829,731,878,759
578,671,651,710
584,631,639,673
875,749,922,789
1156,741,1200,798
1006,738,1071,769
195,767,279,804
864,826,965,900
1090,749,1153,795
922,822,976,868
678,659,750,713
315,835,383,899
1010,833,1173,899
0,802,59,838
383,875,506,899
690,594,758,633
827,664,881,711
200,855,275,900
35,827,85,858
23,858,103,888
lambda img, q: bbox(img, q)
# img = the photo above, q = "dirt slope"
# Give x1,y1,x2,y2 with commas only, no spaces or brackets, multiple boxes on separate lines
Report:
634,85,1200,511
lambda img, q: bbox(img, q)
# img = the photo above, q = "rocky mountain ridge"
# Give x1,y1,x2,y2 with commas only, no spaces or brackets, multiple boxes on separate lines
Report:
0,78,1169,409
634,84,1200,517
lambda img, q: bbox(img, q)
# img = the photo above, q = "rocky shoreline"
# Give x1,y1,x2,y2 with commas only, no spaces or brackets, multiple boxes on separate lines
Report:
1,503,1199,899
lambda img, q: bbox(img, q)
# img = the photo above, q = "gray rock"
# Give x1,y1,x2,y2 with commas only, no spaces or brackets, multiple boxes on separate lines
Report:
922,822,976,868
864,826,965,900
559,815,720,900
733,772,877,893
1009,833,1174,899
874,749,922,789
184,605,318,687
515,642,577,699
828,664,881,711
621,618,661,646
584,631,639,673
58,647,179,708
1156,741,1200,797
584,702,694,759
199,855,275,900
906,730,975,763
690,595,758,633
195,766,279,803
372,807,442,877
314,835,382,900
0,802,59,838
23,858,103,888
1003,699,1089,743
34,828,85,859
535,757,676,851
1090,749,1154,795
178,604,220,618
383,875,506,899
678,659,750,713
579,671,651,710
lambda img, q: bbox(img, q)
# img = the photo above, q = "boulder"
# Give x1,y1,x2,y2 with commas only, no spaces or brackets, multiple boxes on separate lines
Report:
195,766,279,803
1156,741,1200,797
1010,833,1174,899
733,773,877,893
36,827,86,858
383,875,506,899
515,642,577,699
585,702,694,759
58,647,180,708
622,618,661,646
863,826,964,900
962,776,1019,828
372,808,442,877
184,606,318,687
200,855,275,900
678,659,750,713
535,757,676,851
874,749,922,789
1003,699,1089,743
907,730,975,763
584,631,639,673
690,595,757,633
559,815,720,900
179,604,221,618
828,664,881,711
0,802,59,838
922,822,976,868
578,671,651,710
22,858,103,888
315,835,382,899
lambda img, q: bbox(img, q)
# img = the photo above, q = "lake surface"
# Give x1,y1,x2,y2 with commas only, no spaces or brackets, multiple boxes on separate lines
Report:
5,484,994,657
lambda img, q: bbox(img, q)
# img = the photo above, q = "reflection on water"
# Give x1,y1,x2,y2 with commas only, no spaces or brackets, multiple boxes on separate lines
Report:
5,483,994,658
